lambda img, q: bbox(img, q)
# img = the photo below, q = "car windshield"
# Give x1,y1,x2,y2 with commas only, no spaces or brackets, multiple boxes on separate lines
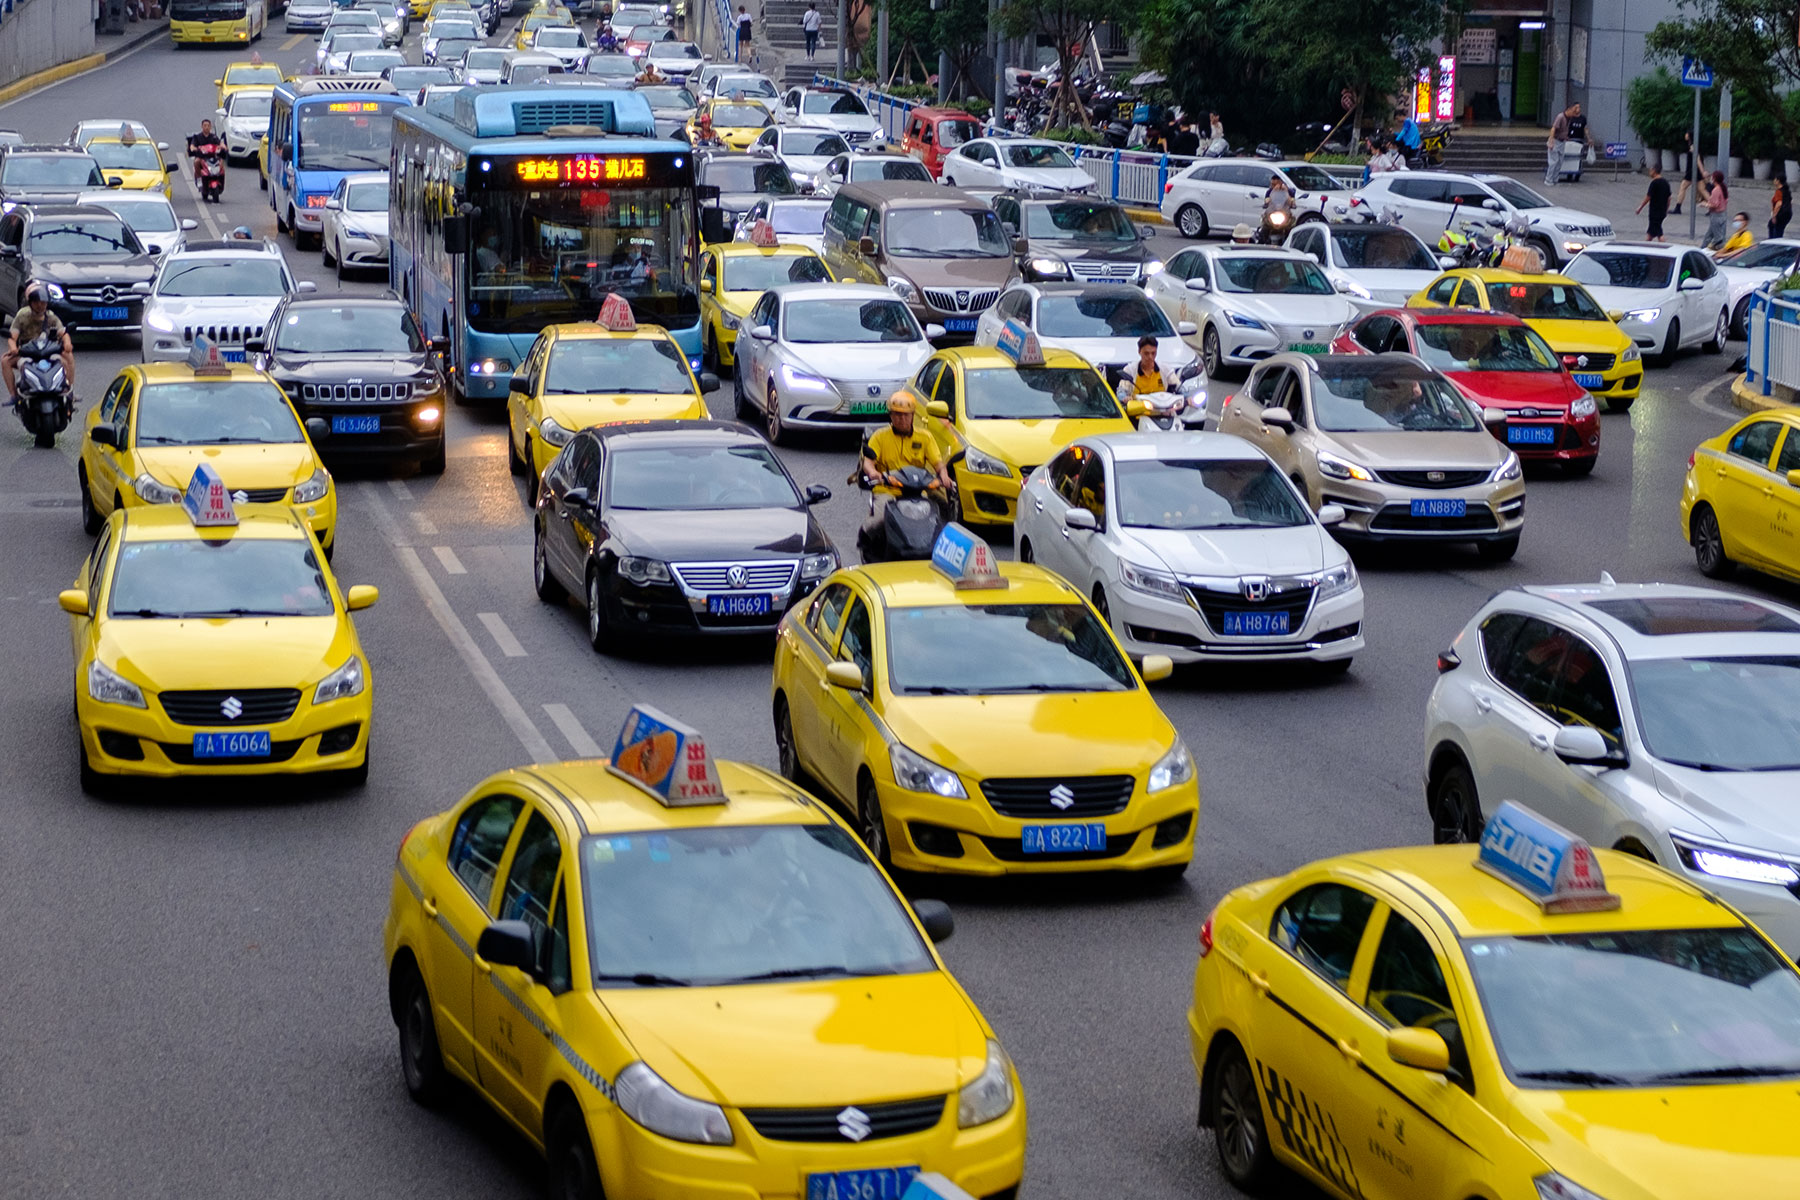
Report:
784,297,919,343
937,118,976,146
328,33,382,52
717,78,777,99
1116,458,1311,529
28,217,140,257
1483,280,1607,321
608,442,800,509
108,538,335,619
537,27,584,45
1023,201,1136,243
781,130,848,157
711,104,772,128
1005,143,1075,169
228,93,274,120
1215,255,1334,294
762,203,827,235
1413,322,1560,372
1725,241,1800,270
226,65,283,85
581,824,933,987
347,51,405,71
655,43,702,60
1566,252,1673,290
1281,164,1344,192
544,337,692,394
850,159,930,183
801,92,868,116
3,155,104,187
964,365,1120,420
701,158,794,195
85,198,176,233
722,254,830,291
886,206,1009,258
1035,293,1172,339
1628,656,1800,771
1467,927,1800,1087
1484,179,1552,210
587,56,639,77
88,142,162,172
1312,363,1481,432
344,180,386,211
275,304,422,353
429,19,476,36
388,67,453,90
886,603,1135,694
158,257,286,296
134,380,304,445
463,47,507,68
1332,227,1436,270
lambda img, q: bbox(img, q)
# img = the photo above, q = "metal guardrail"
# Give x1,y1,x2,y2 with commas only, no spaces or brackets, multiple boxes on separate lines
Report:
1744,287,1800,396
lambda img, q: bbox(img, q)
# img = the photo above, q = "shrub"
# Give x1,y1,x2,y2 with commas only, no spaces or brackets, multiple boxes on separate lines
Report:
1627,68,1700,149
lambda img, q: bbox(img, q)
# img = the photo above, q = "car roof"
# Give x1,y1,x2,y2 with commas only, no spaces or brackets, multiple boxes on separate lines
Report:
1200,244,1311,260
847,559,1081,608
939,345,1094,371
1087,431,1267,462
281,292,405,311
838,180,981,207
711,242,818,258
4,145,95,156
544,320,677,343
173,239,283,256
1579,241,1684,256
1452,267,1580,285
132,361,277,384
1511,580,1800,660
117,504,310,542
16,203,116,220
73,189,172,206
1386,308,1527,327
592,418,757,447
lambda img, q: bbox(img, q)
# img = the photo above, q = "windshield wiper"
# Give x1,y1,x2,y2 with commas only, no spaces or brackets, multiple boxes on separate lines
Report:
718,966,877,984
1515,1068,1632,1086
594,971,693,987
1646,1064,1800,1081
207,436,281,444
185,607,301,617
1659,758,1738,772
982,683,1108,694
135,435,186,444
117,607,182,618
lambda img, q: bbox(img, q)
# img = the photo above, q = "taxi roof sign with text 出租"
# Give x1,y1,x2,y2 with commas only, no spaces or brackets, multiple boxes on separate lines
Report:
187,335,233,377
596,292,637,331
1477,801,1620,913
182,462,239,527
930,522,1007,590
994,318,1044,366
607,704,726,806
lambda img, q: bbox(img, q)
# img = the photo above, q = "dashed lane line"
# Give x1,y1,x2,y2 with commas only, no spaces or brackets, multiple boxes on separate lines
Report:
410,510,437,535
387,478,413,501
478,611,527,657
433,546,467,575
282,33,307,50
542,704,603,757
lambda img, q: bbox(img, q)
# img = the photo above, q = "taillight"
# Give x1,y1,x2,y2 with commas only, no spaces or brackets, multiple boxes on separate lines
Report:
397,818,427,864
1437,648,1461,673
1164,181,1174,194
1686,452,1696,469
1198,906,1217,957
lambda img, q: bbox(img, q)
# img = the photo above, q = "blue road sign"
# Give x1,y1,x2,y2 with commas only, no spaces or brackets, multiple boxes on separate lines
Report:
1681,58,1714,87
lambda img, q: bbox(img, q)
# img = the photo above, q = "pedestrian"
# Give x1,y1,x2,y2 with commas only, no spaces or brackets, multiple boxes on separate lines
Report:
1672,132,1704,214
801,2,820,61
734,4,752,62
1168,119,1199,157
1208,111,1223,148
1718,210,1755,257
1368,139,1407,174
1771,177,1792,239
1545,103,1575,185
1637,162,1670,241
1702,171,1729,249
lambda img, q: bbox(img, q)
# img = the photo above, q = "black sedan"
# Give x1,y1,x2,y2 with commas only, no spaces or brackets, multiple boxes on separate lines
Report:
0,204,158,334
533,420,838,650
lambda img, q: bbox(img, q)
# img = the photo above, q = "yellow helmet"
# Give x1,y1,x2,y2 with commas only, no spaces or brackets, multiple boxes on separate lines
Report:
887,391,918,415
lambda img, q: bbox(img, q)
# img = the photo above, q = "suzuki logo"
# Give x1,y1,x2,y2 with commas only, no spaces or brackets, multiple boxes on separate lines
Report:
1576,355,1589,368
836,1107,872,1142
220,696,243,719
231,490,249,503
1048,784,1075,810
955,289,970,309
1240,576,1269,601
726,565,749,588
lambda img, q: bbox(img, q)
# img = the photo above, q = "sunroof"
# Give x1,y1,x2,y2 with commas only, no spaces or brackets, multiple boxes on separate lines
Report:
1587,597,1800,636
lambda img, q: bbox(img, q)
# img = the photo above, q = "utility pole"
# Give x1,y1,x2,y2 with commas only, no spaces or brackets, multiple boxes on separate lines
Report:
991,0,1005,127
877,0,889,85
835,0,847,77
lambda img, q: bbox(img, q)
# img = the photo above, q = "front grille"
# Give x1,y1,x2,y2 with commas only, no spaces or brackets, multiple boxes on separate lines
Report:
830,379,905,410
1068,260,1141,280
1369,506,1499,533
160,738,303,764
1187,583,1316,638
979,830,1138,862
1270,323,1336,346
980,775,1134,818
230,486,289,503
921,287,1000,314
299,381,413,402
671,560,799,593
158,688,302,726
513,99,614,133
741,1095,946,1143
66,286,142,304
1558,352,1615,370
1374,469,1489,489
181,323,264,346
1565,223,1611,238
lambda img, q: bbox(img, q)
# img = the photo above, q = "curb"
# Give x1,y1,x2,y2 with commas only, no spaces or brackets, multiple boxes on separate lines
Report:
1124,207,1163,224
1730,373,1793,413
0,19,168,107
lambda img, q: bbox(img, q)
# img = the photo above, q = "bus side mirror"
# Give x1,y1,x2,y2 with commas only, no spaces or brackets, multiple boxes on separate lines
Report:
699,207,730,243
442,213,468,255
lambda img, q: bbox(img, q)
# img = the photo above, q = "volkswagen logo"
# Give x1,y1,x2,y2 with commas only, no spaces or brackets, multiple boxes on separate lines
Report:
220,696,243,719
1426,471,1445,483
1048,784,1075,810
1240,576,1269,602
955,289,970,309
726,565,749,588
836,1106,873,1142
867,384,882,397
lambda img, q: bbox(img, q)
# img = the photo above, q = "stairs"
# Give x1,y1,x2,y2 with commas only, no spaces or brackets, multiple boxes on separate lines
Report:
1441,130,1552,174
757,0,838,86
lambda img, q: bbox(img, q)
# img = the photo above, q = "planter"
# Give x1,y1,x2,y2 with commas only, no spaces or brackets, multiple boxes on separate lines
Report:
1786,159,1800,185
1755,158,1774,180
1663,149,1681,172
1729,155,1744,177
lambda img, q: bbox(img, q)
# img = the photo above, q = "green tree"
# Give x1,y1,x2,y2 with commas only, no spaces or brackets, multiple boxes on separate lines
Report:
998,0,1144,128
1645,0,1800,152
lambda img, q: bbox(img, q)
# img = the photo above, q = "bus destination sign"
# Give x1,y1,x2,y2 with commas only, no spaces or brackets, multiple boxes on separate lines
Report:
476,152,688,190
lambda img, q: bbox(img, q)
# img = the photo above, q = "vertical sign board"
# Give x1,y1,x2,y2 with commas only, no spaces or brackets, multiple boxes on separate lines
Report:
1414,67,1432,123
1436,55,1457,121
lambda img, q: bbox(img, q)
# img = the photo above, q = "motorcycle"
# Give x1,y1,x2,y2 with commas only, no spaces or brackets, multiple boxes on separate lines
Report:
856,465,949,564
190,135,225,203
1256,206,1295,245
1130,363,1210,432
13,332,73,448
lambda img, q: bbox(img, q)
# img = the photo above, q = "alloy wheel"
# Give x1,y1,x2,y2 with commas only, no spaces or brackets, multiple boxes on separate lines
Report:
1693,506,1732,578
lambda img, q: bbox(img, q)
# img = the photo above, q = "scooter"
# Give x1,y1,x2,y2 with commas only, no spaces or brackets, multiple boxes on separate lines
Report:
1130,364,1210,432
856,465,949,564
1256,206,1294,245
191,135,225,203
13,332,73,448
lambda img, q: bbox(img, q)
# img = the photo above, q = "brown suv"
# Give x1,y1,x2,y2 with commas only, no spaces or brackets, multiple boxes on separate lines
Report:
819,181,1015,339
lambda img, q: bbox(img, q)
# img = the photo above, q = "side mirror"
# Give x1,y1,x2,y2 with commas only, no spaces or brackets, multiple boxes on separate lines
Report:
1480,405,1507,428
1064,507,1098,531
475,919,539,974
1788,468,1800,489
1553,724,1618,766
431,336,450,352
802,483,831,505
1606,310,1625,323
1139,224,1156,240
748,324,774,341
1437,255,1456,269
1317,503,1346,526
296,281,317,293
925,399,949,419
344,584,380,610
1125,399,1147,419
89,423,118,447
305,416,330,441
1260,406,1295,433
156,141,170,152
58,588,90,615
1186,277,1210,292
1177,320,1197,335
1011,235,1028,255
924,323,946,339
562,486,592,508
697,370,720,392
1480,198,1500,210
107,176,123,188
244,338,265,354
130,281,150,294
1387,1027,1450,1073
825,660,865,690
858,235,877,255
180,218,198,231
214,78,224,85
1139,654,1173,682
911,898,954,942
507,374,532,396
325,197,342,210
442,213,468,255
1678,276,1703,291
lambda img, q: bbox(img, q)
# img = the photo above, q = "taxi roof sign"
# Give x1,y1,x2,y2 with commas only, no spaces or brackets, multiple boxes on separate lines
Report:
596,292,637,332
607,704,726,807
182,462,239,527
1477,801,1620,914
931,522,1007,590
748,218,779,248
187,335,233,376
994,319,1044,367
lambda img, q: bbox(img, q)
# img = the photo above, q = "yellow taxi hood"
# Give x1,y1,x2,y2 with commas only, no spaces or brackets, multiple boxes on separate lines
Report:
100,615,351,691
543,393,704,430
718,290,764,317
1522,318,1631,355
717,128,763,149
1511,1082,1800,1199
600,972,988,1106
964,417,1131,469
107,170,165,191
880,691,1173,780
135,443,319,492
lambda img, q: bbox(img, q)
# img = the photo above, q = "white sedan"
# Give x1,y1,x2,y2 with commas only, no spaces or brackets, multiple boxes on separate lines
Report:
732,198,831,254
322,171,390,277
644,40,703,81
815,151,932,197
1716,237,1800,336
974,281,1197,384
941,137,1095,194
1147,244,1360,378
747,124,850,190
530,25,592,70
74,191,197,261
1282,221,1450,312
1563,241,1731,365
1016,433,1363,669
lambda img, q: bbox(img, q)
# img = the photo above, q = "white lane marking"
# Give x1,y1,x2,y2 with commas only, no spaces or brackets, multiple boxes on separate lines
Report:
410,511,437,536
362,485,556,761
388,478,413,501
176,152,225,241
478,611,527,657
542,704,603,757
433,546,466,575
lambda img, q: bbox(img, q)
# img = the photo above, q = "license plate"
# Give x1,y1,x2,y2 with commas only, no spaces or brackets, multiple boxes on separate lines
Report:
330,415,381,434
1572,372,1604,388
222,350,246,362
707,593,772,616
1021,822,1107,854
91,306,129,321
1288,341,1328,354
1410,498,1467,518
848,399,888,415
943,317,978,332
192,730,272,758
1506,424,1557,445
806,1168,919,1200
1222,610,1290,636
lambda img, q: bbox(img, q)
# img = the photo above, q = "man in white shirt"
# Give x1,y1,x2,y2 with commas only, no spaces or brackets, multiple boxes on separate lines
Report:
801,3,821,60
735,5,753,62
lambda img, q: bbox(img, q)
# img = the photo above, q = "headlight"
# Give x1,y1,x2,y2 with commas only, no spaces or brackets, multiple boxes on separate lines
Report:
957,1040,1016,1128
613,1062,734,1145
1316,451,1374,482
41,281,65,301
1570,394,1598,419
1147,737,1194,792
1141,259,1164,277
293,466,331,502
131,473,182,503
1534,1173,1610,1200
1310,559,1358,599
1621,344,1641,362
1028,256,1070,278
1623,307,1660,323
1225,311,1268,330
313,655,365,705
1491,452,1522,482
144,311,176,332
539,415,575,447
962,444,1011,477
1335,278,1372,299
889,741,966,798
1119,558,1186,602
717,309,741,331
885,275,918,302
779,363,833,392
341,225,375,240
618,556,672,585
88,659,146,708
1672,834,1800,887
799,551,837,580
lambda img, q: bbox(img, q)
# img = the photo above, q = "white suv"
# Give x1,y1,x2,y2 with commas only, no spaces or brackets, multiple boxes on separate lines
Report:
1424,579,1800,957
1353,170,1613,267
140,238,313,362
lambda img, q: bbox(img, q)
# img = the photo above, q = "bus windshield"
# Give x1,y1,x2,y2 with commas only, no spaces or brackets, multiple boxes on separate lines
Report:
170,0,249,17
296,103,396,172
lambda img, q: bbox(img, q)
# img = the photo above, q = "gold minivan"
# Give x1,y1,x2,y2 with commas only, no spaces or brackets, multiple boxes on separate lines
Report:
820,180,1015,338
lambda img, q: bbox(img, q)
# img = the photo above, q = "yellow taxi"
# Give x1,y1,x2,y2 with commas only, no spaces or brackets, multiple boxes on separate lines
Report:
773,525,1196,878
689,97,777,151
512,11,572,48
77,345,338,553
1407,267,1641,410
62,485,376,793
383,704,1026,1200
508,297,714,490
912,325,1135,526
1680,406,1800,583
84,137,174,199
698,228,833,370
1188,801,1800,1200
214,59,285,109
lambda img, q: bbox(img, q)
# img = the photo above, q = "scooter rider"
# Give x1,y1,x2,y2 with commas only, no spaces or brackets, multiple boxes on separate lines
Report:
858,391,951,552
3,281,74,409
188,119,225,202
187,118,222,159
1114,335,1168,403
1263,175,1295,219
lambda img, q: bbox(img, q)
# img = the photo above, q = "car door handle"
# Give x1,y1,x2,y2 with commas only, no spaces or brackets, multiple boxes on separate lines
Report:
473,954,492,976
1248,970,1270,996
1336,1037,1362,1065
1530,731,1552,751
1764,487,1776,498
421,896,439,919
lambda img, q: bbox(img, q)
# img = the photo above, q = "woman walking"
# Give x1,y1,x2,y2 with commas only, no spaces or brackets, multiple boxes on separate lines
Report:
1771,178,1793,239
1702,171,1729,250
734,5,753,63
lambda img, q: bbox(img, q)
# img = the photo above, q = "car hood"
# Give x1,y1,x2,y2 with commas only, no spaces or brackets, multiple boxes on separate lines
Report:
817,114,882,136
100,614,352,693
963,415,1134,466
1030,241,1151,265
788,341,930,381
269,353,431,383
541,391,704,430
1580,284,1672,313
1520,206,1613,233
600,972,986,1106
1652,763,1800,855
1123,524,1338,577
1341,267,1440,301
609,504,821,560
338,210,389,233
2,185,91,203
1521,317,1633,355
885,256,1014,288
135,443,318,491
999,165,1093,191
782,153,834,176
1322,428,1508,470
1038,334,1196,373
882,691,1173,780
1228,292,1360,326
1445,369,1583,411
148,295,284,323
36,256,158,285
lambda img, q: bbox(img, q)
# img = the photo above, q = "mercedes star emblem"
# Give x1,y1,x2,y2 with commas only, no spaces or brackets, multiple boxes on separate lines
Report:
1048,784,1076,810
836,1106,873,1142
220,696,243,719
1240,576,1269,602
726,565,749,589
100,286,116,304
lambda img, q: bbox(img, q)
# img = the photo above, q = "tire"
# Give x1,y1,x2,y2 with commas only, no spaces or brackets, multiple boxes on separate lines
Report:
1017,537,1033,563
524,448,540,508
857,775,892,870
78,465,101,535
1091,584,1111,629
546,1103,603,1200
1209,1042,1275,1191
773,696,804,784
1175,203,1208,239
418,435,446,476
702,325,718,374
35,426,53,448
584,566,612,653
533,520,566,602
764,376,786,444
322,235,336,268
1653,318,1680,367
1732,296,1752,340
338,745,370,788
335,244,345,283
732,358,753,419
1476,533,1520,562
1691,503,1733,578
395,963,449,1106
507,427,525,476
276,205,289,234
1429,760,1483,844
259,169,267,192
1201,325,1224,378
1528,235,1558,269
1703,307,1727,354
78,737,110,798
1564,455,1596,477
1319,656,1353,676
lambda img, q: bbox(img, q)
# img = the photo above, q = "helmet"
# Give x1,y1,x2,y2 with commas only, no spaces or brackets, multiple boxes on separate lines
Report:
1230,223,1253,242
23,280,50,304
887,392,917,416
230,225,253,240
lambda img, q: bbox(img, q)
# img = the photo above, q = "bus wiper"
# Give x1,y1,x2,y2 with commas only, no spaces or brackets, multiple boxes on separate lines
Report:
594,971,692,987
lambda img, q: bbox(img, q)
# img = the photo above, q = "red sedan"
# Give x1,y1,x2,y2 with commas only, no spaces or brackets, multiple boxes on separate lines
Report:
1332,308,1601,474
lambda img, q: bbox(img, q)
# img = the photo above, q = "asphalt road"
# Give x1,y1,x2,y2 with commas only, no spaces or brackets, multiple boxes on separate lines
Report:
1,28,1793,1200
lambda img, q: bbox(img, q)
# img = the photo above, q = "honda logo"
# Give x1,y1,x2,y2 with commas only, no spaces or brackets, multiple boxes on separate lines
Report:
1426,471,1445,483
1048,784,1075,810
1240,576,1269,602
726,565,748,588
836,1107,872,1142
220,696,243,719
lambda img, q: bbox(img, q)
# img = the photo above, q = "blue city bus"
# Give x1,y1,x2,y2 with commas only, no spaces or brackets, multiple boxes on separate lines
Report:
389,85,702,404
266,78,410,250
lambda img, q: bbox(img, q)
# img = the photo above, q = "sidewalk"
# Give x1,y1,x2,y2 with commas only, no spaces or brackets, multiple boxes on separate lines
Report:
1522,163,1783,246
0,15,168,106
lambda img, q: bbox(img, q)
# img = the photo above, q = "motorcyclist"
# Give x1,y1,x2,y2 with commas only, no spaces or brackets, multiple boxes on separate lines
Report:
187,118,223,159
1114,336,1169,404
857,391,950,554
3,281,74,409
188,119,225,202
228,225,255,240
1230,223,1254,244
596,21,619,51
1262,175,1295,218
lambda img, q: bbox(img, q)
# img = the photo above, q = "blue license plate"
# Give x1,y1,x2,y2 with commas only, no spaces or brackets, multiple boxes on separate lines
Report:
1222,610,1290,636
1021,822,1107,854
1572,372,1603,388
330,415,382,434
806,1168,919,1200
222,349,247,363
1506,424,1557,445
192,730,272,759
1410,498,1467,518
943,317,978,332
708,593,772,616
91,306,129,321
